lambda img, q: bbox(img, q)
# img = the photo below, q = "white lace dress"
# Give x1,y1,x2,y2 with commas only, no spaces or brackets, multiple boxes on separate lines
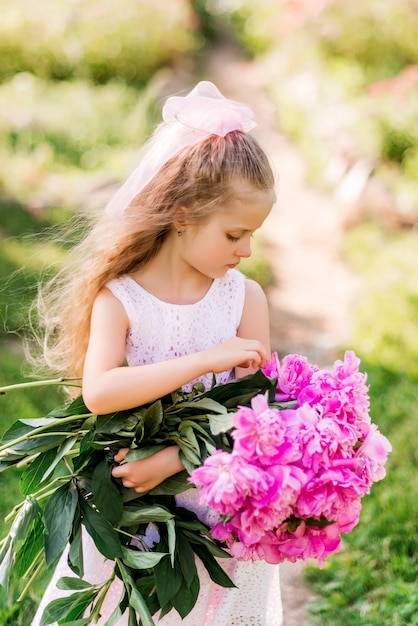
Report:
32,269,283,626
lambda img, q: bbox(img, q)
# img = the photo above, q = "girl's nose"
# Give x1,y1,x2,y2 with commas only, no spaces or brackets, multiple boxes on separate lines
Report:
237,239,251,258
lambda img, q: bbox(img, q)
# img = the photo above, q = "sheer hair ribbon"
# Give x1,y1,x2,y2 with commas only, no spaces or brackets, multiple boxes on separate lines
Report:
104,81,256,217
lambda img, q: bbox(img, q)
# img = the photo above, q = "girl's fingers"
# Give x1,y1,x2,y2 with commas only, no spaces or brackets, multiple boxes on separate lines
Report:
120,479,135,488
111,465,124,478
113,447,129,463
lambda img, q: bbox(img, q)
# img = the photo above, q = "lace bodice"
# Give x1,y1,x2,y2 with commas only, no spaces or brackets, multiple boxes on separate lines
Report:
106,268,246,391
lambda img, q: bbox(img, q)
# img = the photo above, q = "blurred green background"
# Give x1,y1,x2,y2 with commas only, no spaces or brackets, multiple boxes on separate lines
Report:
0,1,417,624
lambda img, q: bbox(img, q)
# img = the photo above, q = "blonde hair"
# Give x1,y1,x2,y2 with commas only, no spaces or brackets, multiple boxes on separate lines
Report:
32,130,275,378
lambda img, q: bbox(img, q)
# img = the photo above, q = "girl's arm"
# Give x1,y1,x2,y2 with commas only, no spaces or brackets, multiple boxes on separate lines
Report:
235,277,271,378
110,278,271,493
82,287,267,414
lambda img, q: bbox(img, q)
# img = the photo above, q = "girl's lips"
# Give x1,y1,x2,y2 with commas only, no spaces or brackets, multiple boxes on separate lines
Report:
227,263,238,269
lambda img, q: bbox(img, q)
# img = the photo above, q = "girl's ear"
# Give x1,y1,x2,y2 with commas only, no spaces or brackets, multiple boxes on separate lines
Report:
173,206,189,230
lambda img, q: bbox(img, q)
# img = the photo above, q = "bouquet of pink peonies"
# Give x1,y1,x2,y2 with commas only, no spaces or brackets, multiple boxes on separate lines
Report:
0,350,391,624
191,351,392,566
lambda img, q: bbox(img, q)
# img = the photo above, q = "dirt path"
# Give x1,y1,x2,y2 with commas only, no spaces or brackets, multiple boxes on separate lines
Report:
193,42,360,626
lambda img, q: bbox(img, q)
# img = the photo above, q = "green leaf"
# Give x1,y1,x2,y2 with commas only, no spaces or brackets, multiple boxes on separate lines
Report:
0,545,13,590
44,480,78,567
103,603,124,625
171,398,227,415
181,529,231,559
177,425,200,452
1,417,73,456
121,546,168,569
96,411,138,435
178,450,198,475
171,574,200,618
56,576,94,590
40,590,97,625
204,439,217,455
41,436,79,483
60,617,91,626
119,505,173,526
154,554,183,610
14,511,44,578
9,495,40,548
20,448,59,495
80,498,122,560
166,518,176,567
0,420,39,447
192,543,236,588
147,471,191,496
175,530,197,587
48,395,90,418
124,445,166,462
178,419,212,437
68,508,83,578
175,518,213,536
143,401,164,437
91,460,123,525
208,412,234,435
117,561,155,626
202,369,274,404
0,496,41,587
174,438,201,466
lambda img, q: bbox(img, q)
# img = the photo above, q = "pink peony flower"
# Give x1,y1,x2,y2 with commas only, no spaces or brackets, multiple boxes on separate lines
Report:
191,451,274,516
355,423,392,482
295,464,366,521
276,520,341,567
230,530,283,564
232,395,286,464
276,354,319,401
261,351,281,380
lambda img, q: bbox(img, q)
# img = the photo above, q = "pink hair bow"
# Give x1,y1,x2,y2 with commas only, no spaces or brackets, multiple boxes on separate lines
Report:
162,81,256,136
105,81,256,217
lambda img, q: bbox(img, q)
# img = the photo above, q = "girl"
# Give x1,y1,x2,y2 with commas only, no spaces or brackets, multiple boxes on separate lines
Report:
32,81,283,625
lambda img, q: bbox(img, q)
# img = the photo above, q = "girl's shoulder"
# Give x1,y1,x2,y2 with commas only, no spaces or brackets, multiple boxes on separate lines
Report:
222,269,266,302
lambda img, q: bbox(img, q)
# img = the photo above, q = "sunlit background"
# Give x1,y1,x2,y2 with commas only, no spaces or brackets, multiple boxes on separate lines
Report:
0,1,417,624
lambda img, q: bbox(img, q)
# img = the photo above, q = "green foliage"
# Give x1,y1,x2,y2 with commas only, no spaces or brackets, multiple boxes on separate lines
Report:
345,224,418,378
319,0,418,81
0,372,276,624
0,0,199,85
197,0,279,56
0,74,156,209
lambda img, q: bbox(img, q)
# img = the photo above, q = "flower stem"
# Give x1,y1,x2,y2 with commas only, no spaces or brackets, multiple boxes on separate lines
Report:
4,477,69,524
0,377,82,395
90,570,116,621
0,413,92,454
17,550,46,601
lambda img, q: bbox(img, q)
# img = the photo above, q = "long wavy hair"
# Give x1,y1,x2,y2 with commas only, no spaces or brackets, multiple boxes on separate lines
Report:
30,129,275,379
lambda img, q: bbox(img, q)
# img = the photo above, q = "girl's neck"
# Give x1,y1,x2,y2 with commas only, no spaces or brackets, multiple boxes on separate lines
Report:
131,244,213,305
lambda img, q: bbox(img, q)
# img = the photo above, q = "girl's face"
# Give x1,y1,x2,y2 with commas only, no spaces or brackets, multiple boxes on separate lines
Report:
180,182,275,279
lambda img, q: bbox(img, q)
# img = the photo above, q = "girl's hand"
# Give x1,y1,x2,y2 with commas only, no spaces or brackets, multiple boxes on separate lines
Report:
204,336,267,373
111,446,184,493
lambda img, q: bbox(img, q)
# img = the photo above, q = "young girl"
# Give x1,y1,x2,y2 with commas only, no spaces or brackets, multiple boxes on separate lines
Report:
32,81,283,625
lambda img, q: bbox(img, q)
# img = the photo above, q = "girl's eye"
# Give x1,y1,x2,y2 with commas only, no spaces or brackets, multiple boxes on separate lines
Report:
227,234,240,242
